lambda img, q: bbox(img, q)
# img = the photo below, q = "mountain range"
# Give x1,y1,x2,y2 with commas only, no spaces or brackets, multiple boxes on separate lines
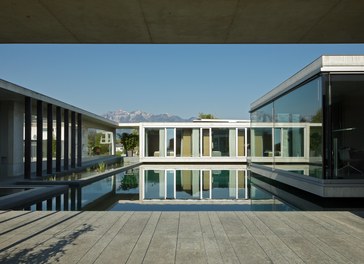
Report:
102,109,196,123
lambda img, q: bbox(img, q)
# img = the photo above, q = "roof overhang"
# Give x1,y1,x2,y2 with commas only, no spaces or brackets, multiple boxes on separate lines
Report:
0,79,119,129
1,1,364,43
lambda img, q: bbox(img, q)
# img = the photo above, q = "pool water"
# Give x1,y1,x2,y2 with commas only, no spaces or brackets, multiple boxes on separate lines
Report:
80,164,296,211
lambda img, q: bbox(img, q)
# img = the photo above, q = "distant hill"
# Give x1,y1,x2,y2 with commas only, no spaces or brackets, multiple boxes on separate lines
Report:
102,109,196,123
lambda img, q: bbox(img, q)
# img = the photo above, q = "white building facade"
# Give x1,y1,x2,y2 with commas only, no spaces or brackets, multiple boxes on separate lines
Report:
134,120,250,163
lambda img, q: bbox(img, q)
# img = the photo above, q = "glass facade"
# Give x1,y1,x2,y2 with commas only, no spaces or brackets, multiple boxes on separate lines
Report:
211,128,230,156
166,128,174,156
143,126,246,159
251,128,273,157
250,76,323,177
145,128,162,157
176,128,194,157
251,73,364,180
326,74,364,179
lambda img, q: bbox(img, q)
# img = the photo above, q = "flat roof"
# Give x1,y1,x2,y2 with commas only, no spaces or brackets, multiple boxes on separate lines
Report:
119,120,250,128
0,79,119,128
250,55,364,112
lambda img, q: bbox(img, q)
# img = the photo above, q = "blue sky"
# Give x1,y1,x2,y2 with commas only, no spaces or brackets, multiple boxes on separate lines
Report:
1,44,364,119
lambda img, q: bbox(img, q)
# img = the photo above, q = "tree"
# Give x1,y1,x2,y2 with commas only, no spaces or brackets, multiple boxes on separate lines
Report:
198,113,216,119
118,131,139,156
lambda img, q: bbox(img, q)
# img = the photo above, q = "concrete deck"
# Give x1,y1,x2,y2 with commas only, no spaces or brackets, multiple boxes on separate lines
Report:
0,211,363,263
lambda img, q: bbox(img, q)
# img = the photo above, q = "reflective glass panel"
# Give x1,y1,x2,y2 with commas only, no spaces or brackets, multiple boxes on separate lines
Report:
251,103,273,123
166,128,174,156
237,129,245,157
176,128,193,157
274,78,322,123
202,129,210,156
330,74,364,179
145,128,161,157
251,128,272,157
281,128,304,157
212,128,229,156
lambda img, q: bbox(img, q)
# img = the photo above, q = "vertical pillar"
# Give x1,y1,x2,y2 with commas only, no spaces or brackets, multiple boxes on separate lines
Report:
36,100,43,177
63,189,69,211
64,109,69,170
36,202,42,211
70,187,76,210
56,106,62,172
71,111,76,168
47,104,53,174
77,113,82,167
56,195,61,211
76,187,82,210
47,198,53,210
24,97,32,179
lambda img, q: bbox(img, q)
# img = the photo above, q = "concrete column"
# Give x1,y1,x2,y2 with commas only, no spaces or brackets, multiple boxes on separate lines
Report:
0,101,24,178
159,128,165,157
56,106,61,172
77,113,82,167
24,97,32,179
36,100,43,177
64,109,69,170
47,104,53,174
111,129,116,155
229,128,237,157
71,111,76,168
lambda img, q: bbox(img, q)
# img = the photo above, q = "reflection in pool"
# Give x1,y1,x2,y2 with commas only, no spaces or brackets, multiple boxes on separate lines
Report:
80,164,296,211
142,168,246,200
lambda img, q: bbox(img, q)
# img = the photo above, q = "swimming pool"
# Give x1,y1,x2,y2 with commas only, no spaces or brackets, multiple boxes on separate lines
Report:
80,164,296,211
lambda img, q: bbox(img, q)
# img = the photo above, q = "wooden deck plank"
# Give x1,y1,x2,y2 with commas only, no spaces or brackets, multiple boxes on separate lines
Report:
272,212,345,263
126,211,161,264
198,212,224,264
306,212,364,241
250,212,305,264
0,211,32,225
208,212,240,264
142,212,179,264
0,211,73,247
294,212,364,263
0,212,104,263
0,211,54,233
93,212,151,264
77,211,133,264
273,212,352,264
44,211,114,264
234,212,290,263
0,211,363,264
175,212,206,264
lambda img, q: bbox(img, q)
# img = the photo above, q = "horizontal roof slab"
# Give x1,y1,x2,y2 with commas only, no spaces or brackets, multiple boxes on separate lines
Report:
1,1,364,43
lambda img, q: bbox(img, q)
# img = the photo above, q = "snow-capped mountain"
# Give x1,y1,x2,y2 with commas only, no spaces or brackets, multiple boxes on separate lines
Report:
102,109,196,123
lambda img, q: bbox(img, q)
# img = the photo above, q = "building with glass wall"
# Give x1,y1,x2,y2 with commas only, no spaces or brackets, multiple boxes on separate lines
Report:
0,79,119,179
250,55,364,197
136,120,250,163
